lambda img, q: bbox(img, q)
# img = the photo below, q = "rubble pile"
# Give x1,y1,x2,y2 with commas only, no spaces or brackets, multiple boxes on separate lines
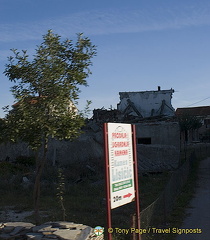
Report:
92,108,121,123
0,221,103,240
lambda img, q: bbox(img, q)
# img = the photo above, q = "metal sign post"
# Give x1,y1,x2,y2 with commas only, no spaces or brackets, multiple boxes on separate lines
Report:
132,124,141,240
103,123,112,240
104,123,141,240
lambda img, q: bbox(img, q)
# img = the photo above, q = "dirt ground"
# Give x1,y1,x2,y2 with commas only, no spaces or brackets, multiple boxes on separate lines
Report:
175,157,210,240
0,207,33,222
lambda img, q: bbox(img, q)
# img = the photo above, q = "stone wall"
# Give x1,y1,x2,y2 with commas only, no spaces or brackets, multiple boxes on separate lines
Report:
0,221,103,240
0,131,103,166
0,142,32,162
0,122,180,172
137,144,180,172
47,132,103,166
135,121,180,150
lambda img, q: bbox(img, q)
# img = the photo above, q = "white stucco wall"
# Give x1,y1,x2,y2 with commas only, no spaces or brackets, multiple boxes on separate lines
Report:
117,89,175,118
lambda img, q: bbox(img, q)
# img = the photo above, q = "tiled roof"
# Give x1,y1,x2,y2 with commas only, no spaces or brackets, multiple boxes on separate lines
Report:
13,97,41,107
175,106,210,117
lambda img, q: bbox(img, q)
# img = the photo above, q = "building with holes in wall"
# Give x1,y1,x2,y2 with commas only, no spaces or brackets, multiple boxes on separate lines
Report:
117,86,175,119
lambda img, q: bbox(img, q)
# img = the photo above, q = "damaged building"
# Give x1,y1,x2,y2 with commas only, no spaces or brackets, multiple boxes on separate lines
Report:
135,120,180,172
0,87,180,174
90,87,180,172
117,87,175,120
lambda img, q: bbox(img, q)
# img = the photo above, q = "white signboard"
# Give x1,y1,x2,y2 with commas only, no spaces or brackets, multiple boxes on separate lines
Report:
107,123,135,209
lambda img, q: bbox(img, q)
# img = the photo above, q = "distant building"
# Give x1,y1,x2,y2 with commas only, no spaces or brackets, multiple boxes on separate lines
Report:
176,106,210,119
117,87,175,119
13,95,78,114
176,106,210,143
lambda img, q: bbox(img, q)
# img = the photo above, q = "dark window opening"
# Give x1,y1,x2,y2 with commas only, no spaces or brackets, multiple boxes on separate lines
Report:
137,138,151,144
204,119,210,125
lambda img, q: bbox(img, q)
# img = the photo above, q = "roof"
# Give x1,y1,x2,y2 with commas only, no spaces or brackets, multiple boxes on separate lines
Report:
12,96,46,108
12,96,78,113
176,106,210,117
119,88,174,96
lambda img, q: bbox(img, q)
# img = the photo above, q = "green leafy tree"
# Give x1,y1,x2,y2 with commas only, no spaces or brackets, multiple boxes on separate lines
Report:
3,30,96,223
0,118,6,143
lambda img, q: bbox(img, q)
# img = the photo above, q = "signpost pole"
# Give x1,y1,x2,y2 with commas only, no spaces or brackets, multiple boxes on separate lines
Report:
104,122,140,240
103,123,112,240
132,124,141,240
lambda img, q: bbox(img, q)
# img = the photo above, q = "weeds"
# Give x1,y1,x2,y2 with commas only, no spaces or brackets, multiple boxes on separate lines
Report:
150,153,200,240
0,155,192,240
56,168,66,221
0,162,170,230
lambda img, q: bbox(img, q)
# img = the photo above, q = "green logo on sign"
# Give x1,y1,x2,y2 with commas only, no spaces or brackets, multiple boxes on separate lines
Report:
112,179,133,192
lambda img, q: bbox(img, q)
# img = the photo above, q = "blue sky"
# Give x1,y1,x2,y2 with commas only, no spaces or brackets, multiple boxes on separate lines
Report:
1,0,210,117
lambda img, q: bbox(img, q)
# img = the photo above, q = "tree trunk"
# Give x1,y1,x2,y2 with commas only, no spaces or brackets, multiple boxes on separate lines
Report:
33,138,48,225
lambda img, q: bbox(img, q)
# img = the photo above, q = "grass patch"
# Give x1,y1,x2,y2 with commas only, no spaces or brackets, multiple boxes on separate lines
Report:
1,144,209,240
6,152,205,240
0,161,171,240
139,171,171,209
0,154,200,240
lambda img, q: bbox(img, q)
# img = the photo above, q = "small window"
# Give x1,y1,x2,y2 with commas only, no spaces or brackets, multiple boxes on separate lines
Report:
204,119,210,125
137,138,151,144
